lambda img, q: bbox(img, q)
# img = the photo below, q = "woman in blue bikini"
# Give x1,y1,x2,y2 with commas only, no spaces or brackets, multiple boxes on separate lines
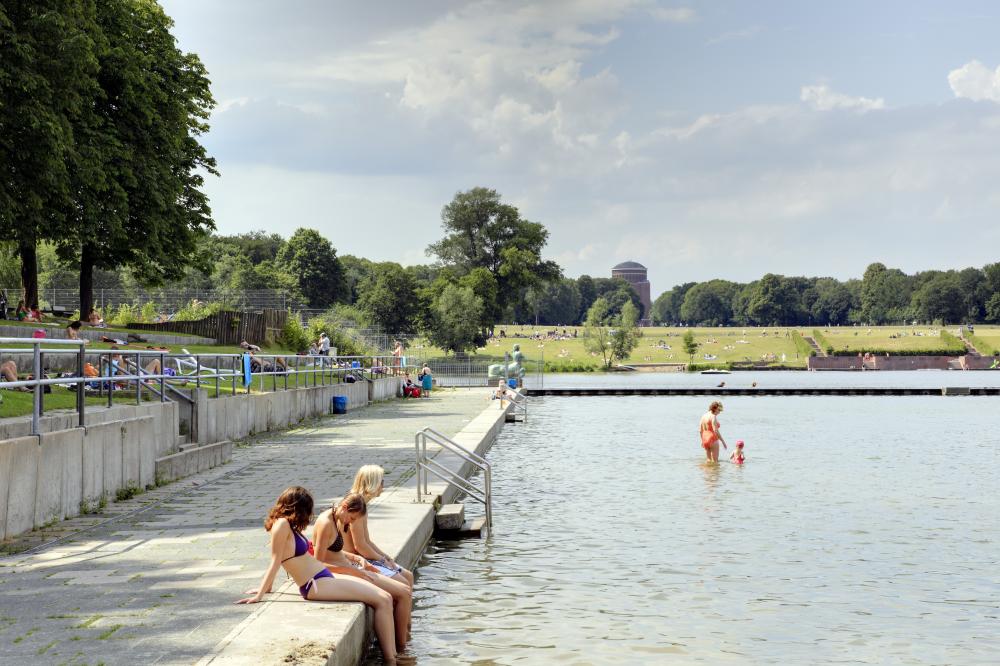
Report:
236,486,398,665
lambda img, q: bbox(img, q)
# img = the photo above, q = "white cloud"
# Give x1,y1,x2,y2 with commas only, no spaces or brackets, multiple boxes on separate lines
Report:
651,6,696,22
800,84,885,112
706,25,761,45
948,60,1000,102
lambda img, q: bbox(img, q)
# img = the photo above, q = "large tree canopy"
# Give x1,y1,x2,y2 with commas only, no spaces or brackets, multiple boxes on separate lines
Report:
427,187,560,320
277,228,346,308
62,0,217,315
0,0,100,308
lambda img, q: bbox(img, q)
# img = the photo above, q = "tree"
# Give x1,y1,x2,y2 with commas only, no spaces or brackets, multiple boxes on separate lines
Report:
652,282,695,324
911,274,965,323
277,228,346,308
339,255,376,304
683,330,699,361
609,301,641,363
357,263,421,334
985,293,1000,324
576,275,597,324
680,280,738,325
860,263,912,324
526,278,581,325
744,274,800,325
0,0,100,308
56,0,218,316
427,187,560,321
582,298,613,369
424,284,485,354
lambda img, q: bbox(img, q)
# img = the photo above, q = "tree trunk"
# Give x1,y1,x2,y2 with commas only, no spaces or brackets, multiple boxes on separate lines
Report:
18,236,39,308
79,242,95,319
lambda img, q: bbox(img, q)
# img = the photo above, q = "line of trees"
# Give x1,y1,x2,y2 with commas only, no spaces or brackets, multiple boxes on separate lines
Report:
0,0,216,317
650,262,1000,327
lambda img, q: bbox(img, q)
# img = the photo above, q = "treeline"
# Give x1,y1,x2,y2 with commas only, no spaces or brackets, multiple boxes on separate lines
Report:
649,263,1000,327
0,0,215,318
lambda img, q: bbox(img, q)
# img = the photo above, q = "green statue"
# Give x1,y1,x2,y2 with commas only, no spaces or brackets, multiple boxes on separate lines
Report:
488,343,526,379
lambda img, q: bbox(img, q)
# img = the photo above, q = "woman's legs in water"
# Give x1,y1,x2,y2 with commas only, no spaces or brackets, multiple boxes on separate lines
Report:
709,442,721,462
369,573,412,649
308,576,397,664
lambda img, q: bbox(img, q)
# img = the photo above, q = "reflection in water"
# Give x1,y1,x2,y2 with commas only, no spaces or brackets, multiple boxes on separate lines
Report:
368,396,1000,665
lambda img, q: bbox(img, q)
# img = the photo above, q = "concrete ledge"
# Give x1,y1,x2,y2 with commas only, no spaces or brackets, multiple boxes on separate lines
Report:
201,398,511,666
155,440,233,484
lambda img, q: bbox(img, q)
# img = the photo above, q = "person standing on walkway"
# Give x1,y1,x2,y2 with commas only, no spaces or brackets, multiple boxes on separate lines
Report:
699,401,728,462
236,486,399,665
319,332,331,356
392,340,404,368
420,363,432,398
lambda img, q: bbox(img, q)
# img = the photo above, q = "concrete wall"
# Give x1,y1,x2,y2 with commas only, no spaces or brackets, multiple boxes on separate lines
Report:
191,378,399,447
807,354,997,371
0,415,156,539
0,377,401,541
0,401,179,457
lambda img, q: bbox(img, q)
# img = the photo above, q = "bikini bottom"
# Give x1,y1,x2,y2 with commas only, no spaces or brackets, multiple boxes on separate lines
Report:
299,568,335,599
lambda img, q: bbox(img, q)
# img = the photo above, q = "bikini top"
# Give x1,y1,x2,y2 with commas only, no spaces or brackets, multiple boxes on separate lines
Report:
327,520,349,553
282,529,310,563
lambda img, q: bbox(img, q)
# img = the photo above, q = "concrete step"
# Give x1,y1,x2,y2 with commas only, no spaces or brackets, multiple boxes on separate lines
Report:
436,515,487,538
435,503,465,530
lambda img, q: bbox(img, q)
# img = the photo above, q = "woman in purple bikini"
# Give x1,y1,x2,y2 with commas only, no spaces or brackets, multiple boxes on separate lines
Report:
236,486,398,665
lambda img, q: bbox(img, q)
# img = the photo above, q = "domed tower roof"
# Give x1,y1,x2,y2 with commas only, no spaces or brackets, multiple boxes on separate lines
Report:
612,261,646,271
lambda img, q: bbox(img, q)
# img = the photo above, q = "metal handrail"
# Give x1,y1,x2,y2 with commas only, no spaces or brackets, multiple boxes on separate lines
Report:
415,426,492,535
1,340,413,434
506,390,528,421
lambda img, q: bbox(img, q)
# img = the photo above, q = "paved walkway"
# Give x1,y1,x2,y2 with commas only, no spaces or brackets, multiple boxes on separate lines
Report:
0,389,488,665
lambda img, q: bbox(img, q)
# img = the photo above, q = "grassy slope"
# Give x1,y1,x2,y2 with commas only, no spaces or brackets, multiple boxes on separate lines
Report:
808,325,969,354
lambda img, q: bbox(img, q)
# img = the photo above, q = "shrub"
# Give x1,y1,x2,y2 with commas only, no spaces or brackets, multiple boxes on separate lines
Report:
280,315,311,353
173,299,223,322
109,303,138,327
140,301,159,323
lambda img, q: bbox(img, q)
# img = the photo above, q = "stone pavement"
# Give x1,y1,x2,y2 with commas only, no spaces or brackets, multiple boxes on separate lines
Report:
0,389,489,666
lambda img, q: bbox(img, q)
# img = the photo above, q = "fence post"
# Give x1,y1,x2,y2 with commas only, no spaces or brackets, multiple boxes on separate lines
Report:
160,352,166,402
32,342,42,435
135,352,141,405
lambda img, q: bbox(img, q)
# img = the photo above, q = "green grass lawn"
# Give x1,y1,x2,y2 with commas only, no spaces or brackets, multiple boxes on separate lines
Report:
410,325,808,370
807,325,966,355
967,326,1000,356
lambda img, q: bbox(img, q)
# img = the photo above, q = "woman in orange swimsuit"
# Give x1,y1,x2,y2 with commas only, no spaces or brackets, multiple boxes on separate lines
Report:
699,401,728,462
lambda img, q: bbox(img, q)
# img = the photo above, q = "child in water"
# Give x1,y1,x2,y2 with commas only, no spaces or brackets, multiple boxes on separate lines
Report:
730,440,746,465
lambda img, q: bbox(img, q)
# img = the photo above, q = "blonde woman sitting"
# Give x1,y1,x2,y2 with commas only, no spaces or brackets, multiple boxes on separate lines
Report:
344,465,415,589
313,493,412,651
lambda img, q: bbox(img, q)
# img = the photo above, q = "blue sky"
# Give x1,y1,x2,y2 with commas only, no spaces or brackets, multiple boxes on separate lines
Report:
160,0,1000,294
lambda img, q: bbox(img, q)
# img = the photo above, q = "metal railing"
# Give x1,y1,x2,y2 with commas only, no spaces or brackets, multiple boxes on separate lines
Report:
505,390,528,422
415,426,492,535
0,339,409,435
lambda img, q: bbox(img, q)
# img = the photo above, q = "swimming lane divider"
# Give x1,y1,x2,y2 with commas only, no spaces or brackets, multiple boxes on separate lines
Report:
525,387,1000,397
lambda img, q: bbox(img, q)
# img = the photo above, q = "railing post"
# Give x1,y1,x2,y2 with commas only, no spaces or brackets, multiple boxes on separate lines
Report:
31,342,42,436
196,356,201,390
77,341,85,427
38,350,45,417
135,352,141,404
159,352,166,402
415,432,422,502
215,355,220,398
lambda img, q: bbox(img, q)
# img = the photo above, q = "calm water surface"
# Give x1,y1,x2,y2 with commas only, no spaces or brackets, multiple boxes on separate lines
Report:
390,395,999,665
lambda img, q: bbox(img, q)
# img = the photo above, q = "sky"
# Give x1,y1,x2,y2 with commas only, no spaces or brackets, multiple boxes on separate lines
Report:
160,0,1000,295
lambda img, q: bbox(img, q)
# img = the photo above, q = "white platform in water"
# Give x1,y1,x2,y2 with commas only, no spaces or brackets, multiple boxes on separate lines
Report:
700,369,731,374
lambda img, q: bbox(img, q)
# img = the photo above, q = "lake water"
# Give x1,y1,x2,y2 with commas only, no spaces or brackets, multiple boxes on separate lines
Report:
392,393,1000,664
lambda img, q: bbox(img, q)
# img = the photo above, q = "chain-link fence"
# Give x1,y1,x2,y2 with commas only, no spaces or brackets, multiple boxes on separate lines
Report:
2,287,303,313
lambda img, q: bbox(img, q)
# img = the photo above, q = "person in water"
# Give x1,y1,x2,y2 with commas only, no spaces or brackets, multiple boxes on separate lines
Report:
345,465,416,589
236,486,399,665
730,440,746,464
699,401,728,462
313,493,412,651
